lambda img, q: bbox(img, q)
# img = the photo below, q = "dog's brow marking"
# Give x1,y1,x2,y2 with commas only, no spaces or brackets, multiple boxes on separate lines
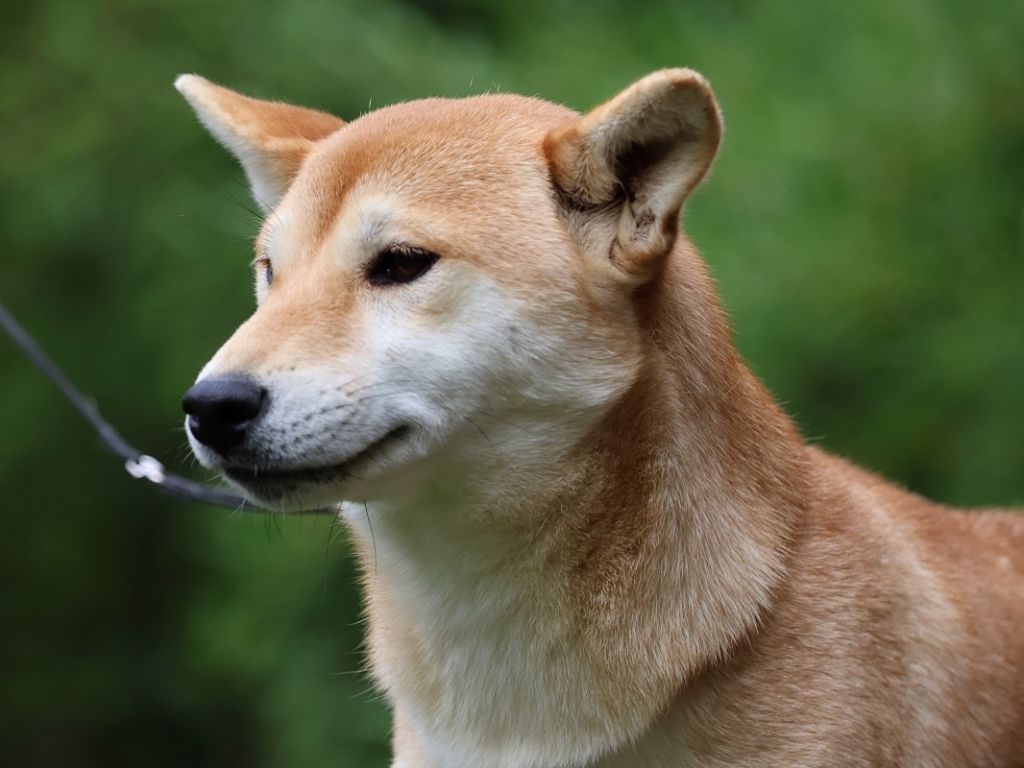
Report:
362,217,385,244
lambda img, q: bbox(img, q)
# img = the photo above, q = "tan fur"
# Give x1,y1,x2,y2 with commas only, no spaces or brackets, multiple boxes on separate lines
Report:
179,69,1024,767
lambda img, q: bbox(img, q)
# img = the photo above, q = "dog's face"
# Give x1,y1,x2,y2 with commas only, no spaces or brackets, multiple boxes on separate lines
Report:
178,71,721,511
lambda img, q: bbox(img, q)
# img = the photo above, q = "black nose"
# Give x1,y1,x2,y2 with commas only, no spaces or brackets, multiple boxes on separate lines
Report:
182,375,267,455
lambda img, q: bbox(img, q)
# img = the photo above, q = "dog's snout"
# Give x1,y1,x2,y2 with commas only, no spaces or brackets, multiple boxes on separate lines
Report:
182,375,267,455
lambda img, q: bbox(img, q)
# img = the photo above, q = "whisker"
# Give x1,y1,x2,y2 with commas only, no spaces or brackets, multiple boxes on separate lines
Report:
464,416,494,450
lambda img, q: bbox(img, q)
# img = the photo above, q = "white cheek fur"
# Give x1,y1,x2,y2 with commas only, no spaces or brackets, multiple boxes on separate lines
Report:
190,260,636,512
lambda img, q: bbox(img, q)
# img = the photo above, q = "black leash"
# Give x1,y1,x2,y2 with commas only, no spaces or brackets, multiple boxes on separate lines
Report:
0,300,270,512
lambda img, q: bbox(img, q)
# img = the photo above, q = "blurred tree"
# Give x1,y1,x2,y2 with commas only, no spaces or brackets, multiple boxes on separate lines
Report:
1,1,1021,765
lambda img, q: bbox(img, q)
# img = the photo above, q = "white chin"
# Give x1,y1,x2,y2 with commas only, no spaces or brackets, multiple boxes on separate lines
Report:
220,425,415,511
231,477,347,513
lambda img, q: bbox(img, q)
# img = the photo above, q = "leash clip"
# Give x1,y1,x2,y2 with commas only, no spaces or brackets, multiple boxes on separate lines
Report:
125,454,166,485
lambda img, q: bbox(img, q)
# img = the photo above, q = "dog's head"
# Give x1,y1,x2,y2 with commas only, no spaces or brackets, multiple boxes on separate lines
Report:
178,70,721,511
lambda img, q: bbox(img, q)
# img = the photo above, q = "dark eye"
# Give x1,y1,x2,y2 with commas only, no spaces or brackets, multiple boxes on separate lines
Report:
255,257,273,286
367,245,438,286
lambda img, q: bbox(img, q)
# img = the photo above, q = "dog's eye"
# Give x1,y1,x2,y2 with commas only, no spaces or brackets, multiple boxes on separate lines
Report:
254,257,273,287
367,246,438,286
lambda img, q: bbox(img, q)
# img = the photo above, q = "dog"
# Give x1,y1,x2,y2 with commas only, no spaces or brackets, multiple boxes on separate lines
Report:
177,69,1024,767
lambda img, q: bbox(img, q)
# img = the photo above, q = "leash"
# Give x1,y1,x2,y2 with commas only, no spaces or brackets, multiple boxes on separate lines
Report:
0,299,272,512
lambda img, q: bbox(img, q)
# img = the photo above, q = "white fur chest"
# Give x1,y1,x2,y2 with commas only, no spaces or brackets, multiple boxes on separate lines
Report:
343,497,664,768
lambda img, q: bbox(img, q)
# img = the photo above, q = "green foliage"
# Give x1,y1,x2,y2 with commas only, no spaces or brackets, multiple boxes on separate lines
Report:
1,1,1021,765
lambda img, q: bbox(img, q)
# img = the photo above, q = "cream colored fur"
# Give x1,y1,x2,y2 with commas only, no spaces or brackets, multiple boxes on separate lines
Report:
178,70,1024,767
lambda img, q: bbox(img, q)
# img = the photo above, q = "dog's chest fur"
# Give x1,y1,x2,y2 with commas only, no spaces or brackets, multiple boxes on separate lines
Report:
347,439,1024,768
345,474,694,768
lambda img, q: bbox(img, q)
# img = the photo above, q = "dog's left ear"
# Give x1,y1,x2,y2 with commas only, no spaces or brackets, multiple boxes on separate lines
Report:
175,75,345,211
544,69,722,283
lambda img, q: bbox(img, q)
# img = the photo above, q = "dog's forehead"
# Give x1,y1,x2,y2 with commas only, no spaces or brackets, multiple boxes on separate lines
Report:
281,95,577,233
331,94,576,174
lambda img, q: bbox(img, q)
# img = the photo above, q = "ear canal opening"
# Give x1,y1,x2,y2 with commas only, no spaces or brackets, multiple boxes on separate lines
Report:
614,136,678,199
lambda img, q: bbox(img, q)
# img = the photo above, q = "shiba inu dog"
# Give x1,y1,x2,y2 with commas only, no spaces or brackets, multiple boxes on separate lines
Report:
177,69,1024,767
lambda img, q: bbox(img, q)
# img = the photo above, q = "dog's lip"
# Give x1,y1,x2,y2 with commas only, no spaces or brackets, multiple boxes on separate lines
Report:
222,425,409,487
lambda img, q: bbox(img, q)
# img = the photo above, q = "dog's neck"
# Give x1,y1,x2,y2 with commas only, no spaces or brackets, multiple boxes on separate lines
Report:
345,240,809,766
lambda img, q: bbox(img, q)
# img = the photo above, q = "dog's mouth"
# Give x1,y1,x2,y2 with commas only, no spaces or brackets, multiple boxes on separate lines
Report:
223,425,409,500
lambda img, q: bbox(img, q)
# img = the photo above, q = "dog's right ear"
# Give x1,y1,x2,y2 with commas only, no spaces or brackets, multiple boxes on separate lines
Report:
175,75,345,212
545,69,722,284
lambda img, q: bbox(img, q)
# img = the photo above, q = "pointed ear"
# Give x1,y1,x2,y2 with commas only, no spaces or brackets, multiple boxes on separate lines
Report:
174,75,345,211
544,69,722,283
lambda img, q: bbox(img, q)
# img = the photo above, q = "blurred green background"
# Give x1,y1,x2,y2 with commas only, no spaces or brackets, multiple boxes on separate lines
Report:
1,1,1021,765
